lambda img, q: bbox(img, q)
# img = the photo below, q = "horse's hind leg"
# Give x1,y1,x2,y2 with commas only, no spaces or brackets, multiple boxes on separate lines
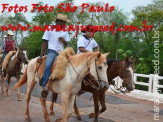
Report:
1,75,5,94
25,81,36,120
6,75,11,97
74,96,82,120
50,92,58,115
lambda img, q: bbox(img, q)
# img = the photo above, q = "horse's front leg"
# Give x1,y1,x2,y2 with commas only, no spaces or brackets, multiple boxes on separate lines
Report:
99,91,107,115
50,92,58,115
6,75,11,97
16,75,22,101
89,92,99,122
40,90,50,122
1,75,5,94
74,96,82,120
56,92,69,122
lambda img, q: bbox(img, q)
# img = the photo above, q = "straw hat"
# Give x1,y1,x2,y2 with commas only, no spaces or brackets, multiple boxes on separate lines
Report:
54,14,70,23
8,31,14,36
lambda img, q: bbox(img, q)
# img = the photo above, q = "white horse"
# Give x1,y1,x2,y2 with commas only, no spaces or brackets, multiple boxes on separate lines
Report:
12,51,109,122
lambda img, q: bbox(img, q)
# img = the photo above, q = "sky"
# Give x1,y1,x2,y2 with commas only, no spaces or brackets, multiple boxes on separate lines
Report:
0,0,153,21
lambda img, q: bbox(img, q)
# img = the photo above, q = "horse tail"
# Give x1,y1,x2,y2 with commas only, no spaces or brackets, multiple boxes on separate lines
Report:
11,66,28,90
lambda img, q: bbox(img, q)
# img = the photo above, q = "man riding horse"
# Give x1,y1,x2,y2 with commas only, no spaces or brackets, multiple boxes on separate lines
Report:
77,25,100,53
0,31,18,74
37,14,70,96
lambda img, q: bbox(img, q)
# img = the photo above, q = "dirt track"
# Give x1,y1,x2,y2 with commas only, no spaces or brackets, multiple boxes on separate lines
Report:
0,79,163,122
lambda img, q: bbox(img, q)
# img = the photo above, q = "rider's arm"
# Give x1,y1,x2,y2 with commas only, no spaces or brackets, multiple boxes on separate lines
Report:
92,39,100,52
58,32,69,46
94,45,100,52
40,30,50,57
15,40,18,50
58,37,68,46
79,47,89,53
40,40,48,57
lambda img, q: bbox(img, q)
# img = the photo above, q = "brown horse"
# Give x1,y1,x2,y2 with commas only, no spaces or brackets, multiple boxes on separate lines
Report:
1,49,28,100
50,57,135,122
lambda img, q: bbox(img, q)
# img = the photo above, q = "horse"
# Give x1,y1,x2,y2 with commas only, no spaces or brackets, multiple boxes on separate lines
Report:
12,51,109,122
1,49,29,101
50,57,135,122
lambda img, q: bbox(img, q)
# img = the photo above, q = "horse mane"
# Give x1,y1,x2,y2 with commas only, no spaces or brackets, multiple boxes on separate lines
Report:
70,52,105,67
107,59,123,66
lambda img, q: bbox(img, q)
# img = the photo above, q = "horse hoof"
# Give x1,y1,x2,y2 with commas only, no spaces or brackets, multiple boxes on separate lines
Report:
4,94,9,97
77,116,82,120
89,113,95,118
94,119,98,122
55,118,62,122
49,111,55,115
18,98,22,101
26,117,31,121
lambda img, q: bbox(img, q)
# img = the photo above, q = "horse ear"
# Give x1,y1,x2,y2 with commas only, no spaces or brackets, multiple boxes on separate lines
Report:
104,52,110,58
97,52,101,59
125,56,129,63
132,58,136,63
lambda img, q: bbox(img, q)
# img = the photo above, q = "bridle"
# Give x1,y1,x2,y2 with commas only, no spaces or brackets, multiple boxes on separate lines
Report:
109,62,134,94
68,57,106,90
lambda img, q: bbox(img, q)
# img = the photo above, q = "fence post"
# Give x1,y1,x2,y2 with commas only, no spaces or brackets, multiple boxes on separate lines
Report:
148,74,153,93
153,74,159,93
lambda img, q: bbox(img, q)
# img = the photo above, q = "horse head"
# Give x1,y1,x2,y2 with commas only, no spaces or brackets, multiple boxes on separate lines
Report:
17,48,29,64
89,52,109,91
119,57,135,92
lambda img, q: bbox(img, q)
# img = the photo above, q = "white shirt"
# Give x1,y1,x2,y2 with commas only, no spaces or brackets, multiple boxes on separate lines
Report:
42,29,69,53
77,35,98,54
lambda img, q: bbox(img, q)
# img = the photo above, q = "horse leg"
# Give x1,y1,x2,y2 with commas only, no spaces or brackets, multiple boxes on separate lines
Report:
25,81,36,120
6,75,11,97
99,91,107,115
89,91,107,118
67,95,76,120
1,75,5,94
50,92,58,115
56,92,69,122
40,94,50,122
16,75,22,101
74,96,82,120
89,92,99,122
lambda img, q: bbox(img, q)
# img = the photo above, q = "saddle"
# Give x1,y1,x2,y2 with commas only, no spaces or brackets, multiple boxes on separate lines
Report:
2,51,16,69
36,48,75,82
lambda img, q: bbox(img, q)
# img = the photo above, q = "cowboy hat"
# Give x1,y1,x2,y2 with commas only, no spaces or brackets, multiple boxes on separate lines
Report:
54,14,70,23
8,31,14,36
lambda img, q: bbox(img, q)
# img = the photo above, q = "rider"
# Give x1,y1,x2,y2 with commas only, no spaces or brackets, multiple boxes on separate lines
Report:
37,14,70,96
0,31,18,74
77,25,100,53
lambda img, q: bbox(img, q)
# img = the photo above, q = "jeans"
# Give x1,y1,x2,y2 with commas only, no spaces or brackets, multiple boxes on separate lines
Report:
0,52,8,64
41,49,58,89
